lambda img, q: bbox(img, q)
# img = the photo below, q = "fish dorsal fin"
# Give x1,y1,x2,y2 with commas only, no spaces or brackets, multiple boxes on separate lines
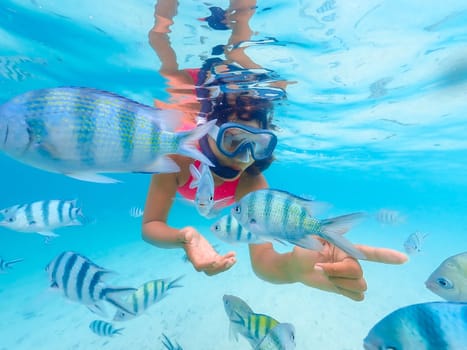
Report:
189,163,201,189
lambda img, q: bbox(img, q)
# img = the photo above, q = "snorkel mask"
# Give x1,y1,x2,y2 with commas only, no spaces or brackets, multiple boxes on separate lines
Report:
208,122,277,163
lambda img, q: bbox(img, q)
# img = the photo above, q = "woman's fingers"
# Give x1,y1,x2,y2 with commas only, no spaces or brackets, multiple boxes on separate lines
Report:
354,245,408,264
316,258,363,279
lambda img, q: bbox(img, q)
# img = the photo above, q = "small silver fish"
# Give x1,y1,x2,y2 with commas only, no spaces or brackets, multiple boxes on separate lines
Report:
89,320,123,337
256,323,296,350
129,206,144,218
0,87,215,183
425,252,467,302
364,302,467,350
211,214,265,245
375,208,406,225
0,199,87,238
232,189,366,259
189,162,215,217
403,231,428,255
0,256,24,272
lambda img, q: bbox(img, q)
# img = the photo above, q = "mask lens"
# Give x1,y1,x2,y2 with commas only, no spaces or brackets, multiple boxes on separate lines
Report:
218,125,276,160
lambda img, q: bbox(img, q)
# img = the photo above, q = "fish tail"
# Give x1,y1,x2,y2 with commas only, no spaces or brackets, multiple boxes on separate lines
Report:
319,212,367,260
177,119,217,166
168,275,185,290
5,258,24,269
114,327,124,335
102,286,137,316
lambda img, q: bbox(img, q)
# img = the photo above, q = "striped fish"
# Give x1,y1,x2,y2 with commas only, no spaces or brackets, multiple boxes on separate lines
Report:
375,208,406,225
0,256,24,273
211,214,265,245
223,295,255,342
89,320,123,337
232,189,366,259
235,313,280,348
255,323,296,350
364,302,467,350
0,87,215,183
0,199,87,237
45,251,136,317
113,276,183,321
161,334,184,350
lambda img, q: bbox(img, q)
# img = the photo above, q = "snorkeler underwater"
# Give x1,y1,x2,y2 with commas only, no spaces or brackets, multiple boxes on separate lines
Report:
0,0,466,349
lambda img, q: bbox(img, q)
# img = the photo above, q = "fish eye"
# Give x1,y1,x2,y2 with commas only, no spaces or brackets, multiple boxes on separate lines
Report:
214,224,220,231
234,205,241,214
209,196,214,201
7,217,14,222
436,277,454,289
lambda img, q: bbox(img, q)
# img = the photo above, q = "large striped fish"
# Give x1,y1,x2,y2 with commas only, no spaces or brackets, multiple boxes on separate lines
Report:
255,323,296,350
232,189,366,259
89,320,123,337
0,87,215,183
45,251,136,317
364,301,467,350
234,312,280,348
0,199,87,238
113,276,183,321
0,256,24,273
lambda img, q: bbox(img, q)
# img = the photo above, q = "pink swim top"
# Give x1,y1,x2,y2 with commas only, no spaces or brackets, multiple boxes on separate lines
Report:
177,160,239,207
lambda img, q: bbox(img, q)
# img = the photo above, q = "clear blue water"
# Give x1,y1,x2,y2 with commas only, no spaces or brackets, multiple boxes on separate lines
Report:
1,0,466,349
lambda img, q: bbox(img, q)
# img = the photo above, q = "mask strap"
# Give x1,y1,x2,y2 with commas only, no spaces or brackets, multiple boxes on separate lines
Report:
199,135,241,179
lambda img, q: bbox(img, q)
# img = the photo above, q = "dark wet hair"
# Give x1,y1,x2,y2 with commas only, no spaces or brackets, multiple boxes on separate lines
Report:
206,93,276,175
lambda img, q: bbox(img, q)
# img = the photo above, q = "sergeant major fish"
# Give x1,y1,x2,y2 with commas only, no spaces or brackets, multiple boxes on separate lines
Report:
223,294,254,342
232,189,366,259
113,276,183,321
0,87,215,183
0,199,87,238
45,251,136,317
403,231,428,255
255,323,296,350
363,301,467,350
233,312,280,348
425,252,467,302
89,320,123,337
211,214,265,245
0,256,24,272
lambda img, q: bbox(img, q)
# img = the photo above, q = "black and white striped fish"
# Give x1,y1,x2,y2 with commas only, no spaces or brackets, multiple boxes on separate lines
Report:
0,87,216,183
45,251,136,317
211,214,266,245
113,276,183,321
89,320,123,337
0,256,24,272
0,199,87,238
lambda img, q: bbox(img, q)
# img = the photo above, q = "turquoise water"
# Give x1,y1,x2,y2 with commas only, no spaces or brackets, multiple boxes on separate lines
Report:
1,0,466,349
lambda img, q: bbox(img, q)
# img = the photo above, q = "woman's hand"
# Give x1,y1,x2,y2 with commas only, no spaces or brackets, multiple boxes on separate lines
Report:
181,226,237,276
290,239,408,301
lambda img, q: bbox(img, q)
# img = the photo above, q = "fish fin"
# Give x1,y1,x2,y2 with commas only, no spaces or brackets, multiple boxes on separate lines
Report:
177,119,217,167
287,235,324,251
113,327,124,335
137,156,180,174
87,303,108,318
103,287,138,316
273,238,288,246
4,258,24,269
320,213,367,259
66,172,121,184
168,275,185,290
229,323,239,342
188,163,201,188
37,231,58,237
